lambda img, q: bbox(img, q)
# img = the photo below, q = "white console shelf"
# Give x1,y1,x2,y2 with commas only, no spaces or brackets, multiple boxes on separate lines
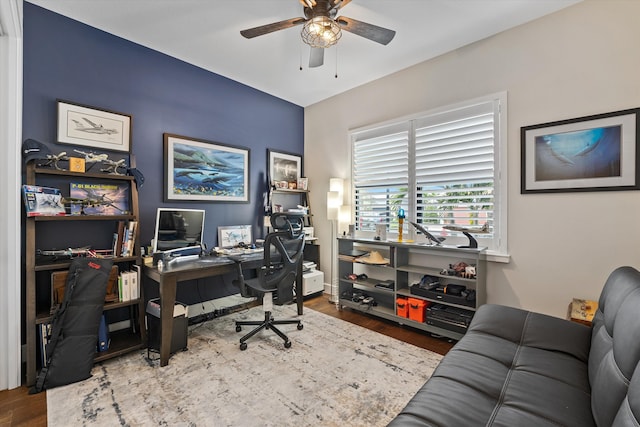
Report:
337,237,486,341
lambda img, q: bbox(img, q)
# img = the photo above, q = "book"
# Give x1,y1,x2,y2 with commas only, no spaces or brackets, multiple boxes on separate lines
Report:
69,182,129,215
22,185,66,217
114,221,126,257
122,221,137,257
131,265,141,301
120,271,131,302
37,322,52,368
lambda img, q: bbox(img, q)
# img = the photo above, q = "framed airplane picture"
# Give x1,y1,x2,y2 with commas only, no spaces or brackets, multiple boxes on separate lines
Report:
164,133,250,202
57,100,132,153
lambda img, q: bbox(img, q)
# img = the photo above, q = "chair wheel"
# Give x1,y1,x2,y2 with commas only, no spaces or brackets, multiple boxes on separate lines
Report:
297,323,304,330
236,325,242,332
284,341,292,349
240,342,247,351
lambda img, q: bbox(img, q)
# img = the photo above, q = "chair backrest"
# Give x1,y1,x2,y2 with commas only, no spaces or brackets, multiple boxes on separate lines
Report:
261,213,305,303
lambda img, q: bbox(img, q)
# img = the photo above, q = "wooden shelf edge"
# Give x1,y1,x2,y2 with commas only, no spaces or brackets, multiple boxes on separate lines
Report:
34,167,135,181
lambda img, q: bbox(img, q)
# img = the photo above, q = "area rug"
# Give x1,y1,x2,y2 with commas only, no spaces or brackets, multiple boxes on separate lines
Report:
47,304,442,426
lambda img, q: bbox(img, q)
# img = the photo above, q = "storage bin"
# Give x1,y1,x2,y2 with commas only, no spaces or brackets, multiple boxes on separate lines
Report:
408,297,428,322
396,297,409,318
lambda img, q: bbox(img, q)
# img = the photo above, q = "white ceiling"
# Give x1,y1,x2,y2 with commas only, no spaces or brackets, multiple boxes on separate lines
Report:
27,0,581,107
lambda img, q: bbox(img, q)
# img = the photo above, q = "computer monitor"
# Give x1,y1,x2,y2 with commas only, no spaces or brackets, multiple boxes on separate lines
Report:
152,208,205,254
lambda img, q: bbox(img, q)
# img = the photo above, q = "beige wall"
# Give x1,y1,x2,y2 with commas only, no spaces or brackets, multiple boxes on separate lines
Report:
304,0,640,318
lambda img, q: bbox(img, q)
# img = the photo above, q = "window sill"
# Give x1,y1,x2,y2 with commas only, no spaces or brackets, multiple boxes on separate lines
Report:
483,250,510,264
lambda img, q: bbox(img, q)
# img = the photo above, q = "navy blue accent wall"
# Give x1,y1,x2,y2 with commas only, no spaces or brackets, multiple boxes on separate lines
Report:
23,3,303,303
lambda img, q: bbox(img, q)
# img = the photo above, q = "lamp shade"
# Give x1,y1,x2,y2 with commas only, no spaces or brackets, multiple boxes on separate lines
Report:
329,178,344,196
327,191,340,220
339,204,351,224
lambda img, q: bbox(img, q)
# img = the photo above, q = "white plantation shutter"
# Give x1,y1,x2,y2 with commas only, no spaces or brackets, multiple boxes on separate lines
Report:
353,124,409,232
351,95,506,254
415,102,495,233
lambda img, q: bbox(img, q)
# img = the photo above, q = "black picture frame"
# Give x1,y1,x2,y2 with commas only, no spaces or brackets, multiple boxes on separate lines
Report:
521,108,640,193
163,133,250,202
268,149,303,189
57,99,132,153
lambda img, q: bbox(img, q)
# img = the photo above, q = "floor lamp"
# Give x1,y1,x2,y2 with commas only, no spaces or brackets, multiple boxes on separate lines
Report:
327,180,343,304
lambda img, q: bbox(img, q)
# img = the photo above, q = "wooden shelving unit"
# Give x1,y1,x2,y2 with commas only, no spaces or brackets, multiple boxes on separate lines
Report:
24,163,146,386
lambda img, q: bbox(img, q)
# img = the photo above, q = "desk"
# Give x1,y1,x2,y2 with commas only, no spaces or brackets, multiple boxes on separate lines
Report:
143,254,304,366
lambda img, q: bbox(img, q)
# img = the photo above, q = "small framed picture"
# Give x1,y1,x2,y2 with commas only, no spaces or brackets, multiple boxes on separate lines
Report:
297,177,309,190
217,225,252,248
268,149,302,187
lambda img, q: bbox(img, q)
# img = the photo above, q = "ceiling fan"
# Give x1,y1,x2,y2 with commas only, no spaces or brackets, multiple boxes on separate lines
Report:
240,0,396,68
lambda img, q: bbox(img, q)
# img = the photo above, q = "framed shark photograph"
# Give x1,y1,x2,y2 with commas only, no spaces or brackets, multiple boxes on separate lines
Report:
521,108,640,193
163,133,250,202
57,100,132,153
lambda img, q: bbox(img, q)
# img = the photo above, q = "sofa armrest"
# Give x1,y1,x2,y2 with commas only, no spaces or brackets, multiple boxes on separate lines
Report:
469,304,591,363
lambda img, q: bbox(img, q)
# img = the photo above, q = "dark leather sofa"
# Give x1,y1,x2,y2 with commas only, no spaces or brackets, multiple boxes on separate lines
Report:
389,266,640,426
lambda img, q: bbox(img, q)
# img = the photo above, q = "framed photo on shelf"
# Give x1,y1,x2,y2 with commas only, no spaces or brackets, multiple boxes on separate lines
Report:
217,225,252,248
57,100,132,153
268,149,302,188
521,108,640,193
164,133,250,202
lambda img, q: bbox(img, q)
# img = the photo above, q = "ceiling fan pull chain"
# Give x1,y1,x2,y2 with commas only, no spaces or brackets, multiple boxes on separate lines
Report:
335,45,339,78
300,43,303,71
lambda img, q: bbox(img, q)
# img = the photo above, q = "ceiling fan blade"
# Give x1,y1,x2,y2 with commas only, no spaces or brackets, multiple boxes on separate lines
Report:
309,47,324,68
336,16,396,45
330,0,352,11
240,17,306,39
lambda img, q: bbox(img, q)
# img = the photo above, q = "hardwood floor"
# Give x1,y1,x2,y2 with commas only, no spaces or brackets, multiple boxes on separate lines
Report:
305,294,456,356
0,294,453,426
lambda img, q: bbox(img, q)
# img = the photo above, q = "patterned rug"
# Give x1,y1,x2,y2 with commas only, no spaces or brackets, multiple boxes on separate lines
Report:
47,304,442,426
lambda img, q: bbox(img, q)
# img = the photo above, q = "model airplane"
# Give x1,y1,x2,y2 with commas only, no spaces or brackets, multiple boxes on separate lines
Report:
442,223,489,249
41,151,69,170
36,246,92,258
71,117,118,135
409,221,445,246
100,158,127,175
73,149,110,171
73,149,109,163
443,223,489,233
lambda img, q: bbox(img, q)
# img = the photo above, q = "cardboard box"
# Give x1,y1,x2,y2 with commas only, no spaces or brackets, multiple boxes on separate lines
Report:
408,297,428,322
396,297,409,318
568,298,598,326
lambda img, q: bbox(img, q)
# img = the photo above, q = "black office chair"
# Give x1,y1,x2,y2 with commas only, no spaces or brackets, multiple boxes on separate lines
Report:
233,213,305,350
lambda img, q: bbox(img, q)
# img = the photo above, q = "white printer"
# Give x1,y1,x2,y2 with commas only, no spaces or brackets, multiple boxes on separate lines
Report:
302,261,324,296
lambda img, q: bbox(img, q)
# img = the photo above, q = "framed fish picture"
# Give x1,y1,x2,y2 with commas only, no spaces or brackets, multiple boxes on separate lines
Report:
521,108,640,193
163,133,250,202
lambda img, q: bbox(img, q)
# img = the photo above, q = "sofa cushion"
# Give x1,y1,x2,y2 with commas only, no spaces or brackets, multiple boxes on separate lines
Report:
389,304,594,427
589,266,640,426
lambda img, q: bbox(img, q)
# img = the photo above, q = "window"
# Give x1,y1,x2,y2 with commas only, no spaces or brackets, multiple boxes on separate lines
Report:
351,93,507,256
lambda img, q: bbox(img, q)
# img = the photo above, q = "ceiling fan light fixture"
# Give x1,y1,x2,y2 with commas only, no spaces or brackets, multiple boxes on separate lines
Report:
301,16,342,48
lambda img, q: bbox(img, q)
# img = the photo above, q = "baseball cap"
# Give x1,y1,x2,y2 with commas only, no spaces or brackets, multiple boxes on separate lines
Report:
22,139,52,164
